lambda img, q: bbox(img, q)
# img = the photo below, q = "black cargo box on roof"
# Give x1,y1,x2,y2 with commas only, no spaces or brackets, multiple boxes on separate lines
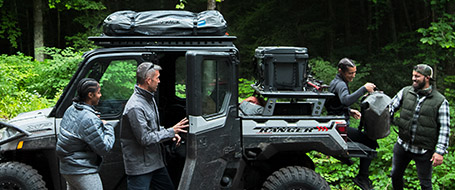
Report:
102,10,227,36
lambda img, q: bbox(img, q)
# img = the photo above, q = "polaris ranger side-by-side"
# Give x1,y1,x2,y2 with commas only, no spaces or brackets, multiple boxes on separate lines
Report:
0,35,376,190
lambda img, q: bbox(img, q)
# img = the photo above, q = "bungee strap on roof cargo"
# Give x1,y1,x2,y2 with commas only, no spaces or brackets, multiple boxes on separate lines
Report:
102,10,227,36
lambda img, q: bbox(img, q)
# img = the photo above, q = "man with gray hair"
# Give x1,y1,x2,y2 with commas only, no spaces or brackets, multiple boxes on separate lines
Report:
389,64,450,190
121,62,188,190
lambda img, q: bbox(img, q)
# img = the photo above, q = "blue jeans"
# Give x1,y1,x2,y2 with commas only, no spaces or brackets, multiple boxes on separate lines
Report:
127,167,175,190
391,143,433,190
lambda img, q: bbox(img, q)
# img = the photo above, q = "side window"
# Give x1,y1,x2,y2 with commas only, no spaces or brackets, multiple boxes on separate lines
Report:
201,59,231,116
175,56,186,98
94,59,137,117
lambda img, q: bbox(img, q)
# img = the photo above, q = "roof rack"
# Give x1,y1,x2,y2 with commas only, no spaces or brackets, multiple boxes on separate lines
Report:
89,35,236,48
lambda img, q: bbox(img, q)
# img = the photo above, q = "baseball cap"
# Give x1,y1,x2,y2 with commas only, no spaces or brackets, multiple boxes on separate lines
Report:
413,64,433,79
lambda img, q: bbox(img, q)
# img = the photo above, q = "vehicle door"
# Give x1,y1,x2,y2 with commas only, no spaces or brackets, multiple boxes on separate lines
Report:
178,51,242,189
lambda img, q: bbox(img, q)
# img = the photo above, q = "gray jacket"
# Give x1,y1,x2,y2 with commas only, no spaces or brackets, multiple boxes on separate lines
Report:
56,102,115,175
120,85,175,175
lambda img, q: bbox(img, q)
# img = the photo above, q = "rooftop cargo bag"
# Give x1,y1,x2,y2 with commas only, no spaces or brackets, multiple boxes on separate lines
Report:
360,91,392,140
102,10,227,36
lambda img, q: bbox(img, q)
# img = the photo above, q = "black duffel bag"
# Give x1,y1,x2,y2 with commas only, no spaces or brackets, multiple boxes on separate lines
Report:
102,10,227,36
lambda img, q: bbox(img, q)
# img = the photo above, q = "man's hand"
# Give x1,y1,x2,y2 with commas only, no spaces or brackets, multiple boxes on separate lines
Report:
350,109,361,119
364,82,376,93
431,153,444,166
172,117,189,134
172,134,182,146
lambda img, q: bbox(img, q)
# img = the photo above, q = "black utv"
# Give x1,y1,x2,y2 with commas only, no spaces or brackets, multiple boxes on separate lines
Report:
0,35,376,190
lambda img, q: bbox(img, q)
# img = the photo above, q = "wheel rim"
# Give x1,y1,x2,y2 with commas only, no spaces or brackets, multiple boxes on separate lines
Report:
0,180,23,190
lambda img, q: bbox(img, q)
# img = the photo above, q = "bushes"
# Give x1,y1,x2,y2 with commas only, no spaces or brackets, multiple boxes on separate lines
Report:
30,47,82,98
0,53,49,119
0,48,82,119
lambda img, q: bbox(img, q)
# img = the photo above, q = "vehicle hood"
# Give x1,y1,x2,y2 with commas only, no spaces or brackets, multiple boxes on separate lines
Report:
7,108,55,135
1,108,56,151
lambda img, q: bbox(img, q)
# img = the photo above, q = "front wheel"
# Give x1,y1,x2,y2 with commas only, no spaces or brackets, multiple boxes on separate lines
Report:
262,166,330,190
0,161,47,190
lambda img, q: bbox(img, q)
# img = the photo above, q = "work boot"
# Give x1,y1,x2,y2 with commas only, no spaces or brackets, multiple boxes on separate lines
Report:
353,175,373,190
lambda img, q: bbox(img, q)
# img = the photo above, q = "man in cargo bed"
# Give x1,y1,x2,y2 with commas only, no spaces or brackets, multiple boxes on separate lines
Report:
325,58,377,190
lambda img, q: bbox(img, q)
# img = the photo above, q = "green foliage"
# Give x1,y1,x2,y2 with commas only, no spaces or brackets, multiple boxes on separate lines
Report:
65,12,105,51
29,47,82,98
48,0,106,10
175,0,187,9
99,60,136,100
444,76,455,103
0,90,53,120
48,0,107,50
308,57,337,85
238,78,255,100
418,14,455,49
175,84,186,98
0,9,21,48
0,47,82,119
0,53,53,119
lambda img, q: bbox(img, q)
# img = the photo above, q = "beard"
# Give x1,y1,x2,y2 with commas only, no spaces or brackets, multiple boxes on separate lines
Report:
412,79,426,90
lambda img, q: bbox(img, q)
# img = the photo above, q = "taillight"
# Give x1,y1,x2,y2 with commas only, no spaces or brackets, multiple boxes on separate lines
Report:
335,123,348,142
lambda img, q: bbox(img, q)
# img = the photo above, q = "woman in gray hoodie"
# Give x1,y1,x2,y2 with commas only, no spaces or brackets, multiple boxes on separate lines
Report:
56,78,115,190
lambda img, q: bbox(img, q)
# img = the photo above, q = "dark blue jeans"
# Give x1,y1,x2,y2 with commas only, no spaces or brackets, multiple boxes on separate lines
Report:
127,167,175,190
391,143,433,190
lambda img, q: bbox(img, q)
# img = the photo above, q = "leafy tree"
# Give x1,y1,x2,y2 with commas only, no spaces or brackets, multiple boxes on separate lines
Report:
48,0,106,51
0,1,22,50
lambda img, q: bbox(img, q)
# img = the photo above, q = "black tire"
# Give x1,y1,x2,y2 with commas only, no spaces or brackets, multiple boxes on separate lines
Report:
0,161,47,190
262,166,330,190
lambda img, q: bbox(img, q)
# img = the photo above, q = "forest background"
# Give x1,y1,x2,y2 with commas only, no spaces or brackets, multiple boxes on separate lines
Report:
0,0,455,189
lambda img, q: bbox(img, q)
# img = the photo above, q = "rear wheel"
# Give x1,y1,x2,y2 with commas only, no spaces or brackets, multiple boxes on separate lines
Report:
0,161,47,190
262,166,330,190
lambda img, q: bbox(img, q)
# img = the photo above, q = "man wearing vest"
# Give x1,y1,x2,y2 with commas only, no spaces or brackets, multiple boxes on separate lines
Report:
389,64,450,190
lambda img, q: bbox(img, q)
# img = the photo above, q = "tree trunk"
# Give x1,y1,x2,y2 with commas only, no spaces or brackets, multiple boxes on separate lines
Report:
368,2,373,53
327,0,334,58
57,10,61,47
344,0,351,45
401,0,412,32
33,0,44,61
207,0,216,10
387,0,397,43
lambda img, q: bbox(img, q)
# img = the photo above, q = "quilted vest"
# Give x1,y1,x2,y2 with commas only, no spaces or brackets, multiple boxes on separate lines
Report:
394,86,445,150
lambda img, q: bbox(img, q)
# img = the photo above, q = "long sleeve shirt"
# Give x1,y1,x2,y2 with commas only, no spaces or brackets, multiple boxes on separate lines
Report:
389,87,450,155
326,74,368,121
